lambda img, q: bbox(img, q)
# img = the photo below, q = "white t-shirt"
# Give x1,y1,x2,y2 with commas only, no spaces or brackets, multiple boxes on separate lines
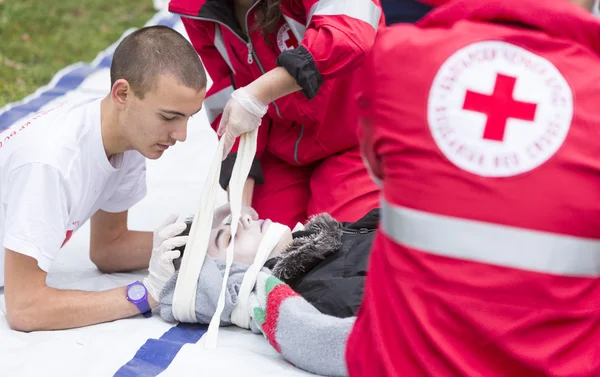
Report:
0,98,147,286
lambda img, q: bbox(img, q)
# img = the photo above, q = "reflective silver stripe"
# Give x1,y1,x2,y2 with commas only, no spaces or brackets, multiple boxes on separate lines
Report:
204,85,234,124
307,0,381,31
381,198,600,277
283,14,306,42
214,25,236,75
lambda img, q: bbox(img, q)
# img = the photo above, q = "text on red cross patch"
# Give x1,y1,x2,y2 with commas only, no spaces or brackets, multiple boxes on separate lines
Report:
427,41,572,178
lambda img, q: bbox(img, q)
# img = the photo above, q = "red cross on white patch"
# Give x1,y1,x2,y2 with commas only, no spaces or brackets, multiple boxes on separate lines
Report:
427,41,573,177
277,24,298,52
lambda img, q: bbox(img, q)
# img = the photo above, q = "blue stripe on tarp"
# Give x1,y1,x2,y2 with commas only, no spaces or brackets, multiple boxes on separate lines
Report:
0,13,181,132
114,323,208,377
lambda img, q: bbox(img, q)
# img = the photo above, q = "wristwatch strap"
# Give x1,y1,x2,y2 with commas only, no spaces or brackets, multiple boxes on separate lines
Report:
138,299,152,318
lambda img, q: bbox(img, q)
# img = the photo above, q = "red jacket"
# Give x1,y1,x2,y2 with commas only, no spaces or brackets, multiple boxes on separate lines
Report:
169,0,385,187
349,1,600,376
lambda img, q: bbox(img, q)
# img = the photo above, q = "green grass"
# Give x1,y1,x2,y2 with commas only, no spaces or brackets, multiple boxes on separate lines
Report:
0,0,156,107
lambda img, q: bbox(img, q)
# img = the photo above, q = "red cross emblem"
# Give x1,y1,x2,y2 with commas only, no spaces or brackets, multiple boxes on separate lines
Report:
283,29,298,49
463,74,537,142
277,24,298,52
427,41,573,178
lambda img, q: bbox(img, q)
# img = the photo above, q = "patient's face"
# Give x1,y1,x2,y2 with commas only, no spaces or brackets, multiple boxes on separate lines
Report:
207,213,292,265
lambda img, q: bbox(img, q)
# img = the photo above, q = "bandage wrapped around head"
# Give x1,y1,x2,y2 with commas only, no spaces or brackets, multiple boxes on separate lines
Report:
169,123,292,347
159,257,249,325
159,220,291,325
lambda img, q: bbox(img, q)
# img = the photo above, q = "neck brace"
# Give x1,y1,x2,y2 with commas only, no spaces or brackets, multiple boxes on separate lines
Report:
172,128,283,348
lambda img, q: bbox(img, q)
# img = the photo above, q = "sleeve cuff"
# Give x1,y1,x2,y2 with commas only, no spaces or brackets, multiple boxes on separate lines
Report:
276,46,323,99
3,234,53,273
219,153,264,190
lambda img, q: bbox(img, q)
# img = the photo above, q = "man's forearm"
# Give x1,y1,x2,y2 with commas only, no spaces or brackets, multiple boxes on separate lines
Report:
91,230,152,273
9,284,158,332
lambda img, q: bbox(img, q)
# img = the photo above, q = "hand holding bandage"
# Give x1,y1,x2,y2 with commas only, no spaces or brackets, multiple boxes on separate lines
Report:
217,87,268,159
143,214,188,301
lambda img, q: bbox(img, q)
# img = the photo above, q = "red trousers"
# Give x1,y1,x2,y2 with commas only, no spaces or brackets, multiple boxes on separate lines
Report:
252,147,379,228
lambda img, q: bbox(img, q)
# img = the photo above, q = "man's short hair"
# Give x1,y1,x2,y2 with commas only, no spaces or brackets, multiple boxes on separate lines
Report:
110,25,207,98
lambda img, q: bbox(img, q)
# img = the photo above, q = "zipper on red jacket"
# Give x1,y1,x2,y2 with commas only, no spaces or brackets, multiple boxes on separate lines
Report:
293,124,304,164
243,2,256,64
172,5,284,120
247,42,254,64
343,228,374,234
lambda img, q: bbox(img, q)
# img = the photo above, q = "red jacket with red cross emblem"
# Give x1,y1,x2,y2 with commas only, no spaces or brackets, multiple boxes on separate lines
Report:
169,0,385,189
348,1,600,377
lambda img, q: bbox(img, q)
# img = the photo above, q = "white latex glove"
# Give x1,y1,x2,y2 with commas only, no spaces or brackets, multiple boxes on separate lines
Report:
217,87,268,159
143,214,188,301
212,202,259,228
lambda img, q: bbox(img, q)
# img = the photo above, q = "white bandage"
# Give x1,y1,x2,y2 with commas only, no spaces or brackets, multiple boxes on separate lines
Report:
172,126,286,348
231,222,289,329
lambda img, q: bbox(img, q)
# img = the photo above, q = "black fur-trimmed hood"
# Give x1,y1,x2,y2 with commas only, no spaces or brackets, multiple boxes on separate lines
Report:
274,209,378,318
272,213,343,286
168,209,378,319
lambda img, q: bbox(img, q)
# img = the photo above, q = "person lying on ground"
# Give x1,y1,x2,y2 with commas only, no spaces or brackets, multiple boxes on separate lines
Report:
159,209,378,376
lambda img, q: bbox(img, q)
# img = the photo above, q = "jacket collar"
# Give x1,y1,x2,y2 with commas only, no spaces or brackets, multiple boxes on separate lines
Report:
169,0,261,38
199,0,243,36
273,213,344,285
168,0,207,18
418,0,600,55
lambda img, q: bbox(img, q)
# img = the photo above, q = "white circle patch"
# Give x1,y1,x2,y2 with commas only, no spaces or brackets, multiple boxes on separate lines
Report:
427,41,573,177
277,24,298,52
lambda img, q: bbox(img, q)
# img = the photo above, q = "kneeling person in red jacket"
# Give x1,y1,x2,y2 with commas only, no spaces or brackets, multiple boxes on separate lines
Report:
168,0,385,229
349,0,600,376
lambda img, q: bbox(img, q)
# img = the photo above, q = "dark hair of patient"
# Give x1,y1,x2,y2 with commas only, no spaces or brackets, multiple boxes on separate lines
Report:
173,219,193,271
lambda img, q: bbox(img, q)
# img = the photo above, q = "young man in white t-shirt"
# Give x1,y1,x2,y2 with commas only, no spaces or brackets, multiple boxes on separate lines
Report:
0,25,207,331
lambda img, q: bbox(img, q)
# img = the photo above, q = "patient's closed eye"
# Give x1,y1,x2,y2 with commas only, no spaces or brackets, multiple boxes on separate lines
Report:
223,224,233,246
216,227,233,249
224,228,234,246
